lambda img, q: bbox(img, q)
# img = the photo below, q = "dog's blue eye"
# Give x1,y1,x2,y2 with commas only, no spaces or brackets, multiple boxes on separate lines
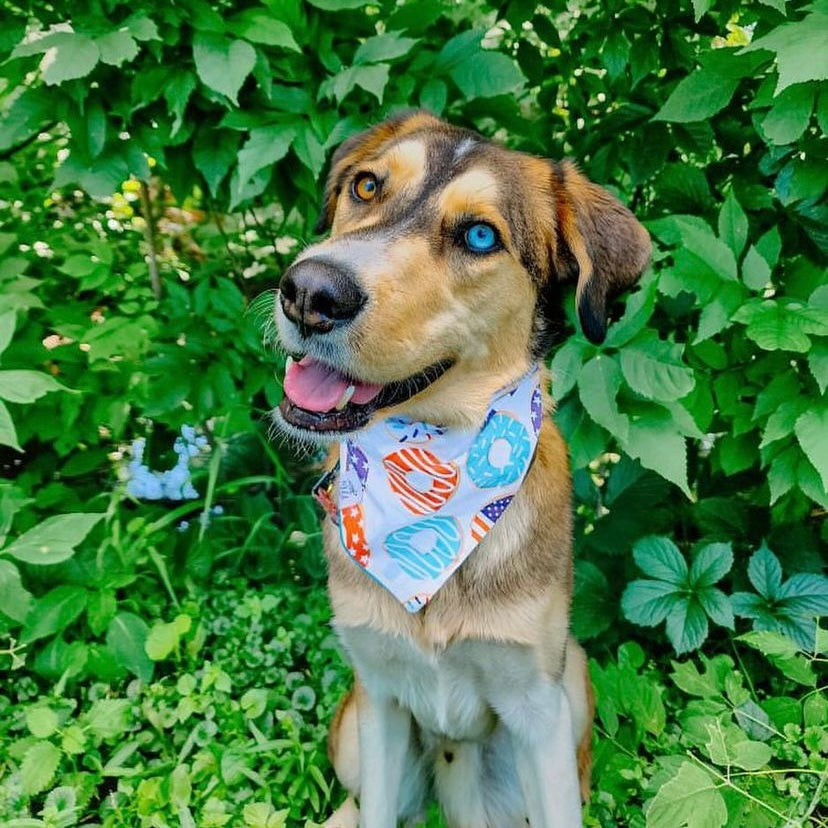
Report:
464,223,498,253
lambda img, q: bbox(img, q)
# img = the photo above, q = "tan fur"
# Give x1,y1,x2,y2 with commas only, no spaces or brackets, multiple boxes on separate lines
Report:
278,112,651,826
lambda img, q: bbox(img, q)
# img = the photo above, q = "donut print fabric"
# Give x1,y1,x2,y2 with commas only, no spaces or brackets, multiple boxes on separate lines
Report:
328,366,542,612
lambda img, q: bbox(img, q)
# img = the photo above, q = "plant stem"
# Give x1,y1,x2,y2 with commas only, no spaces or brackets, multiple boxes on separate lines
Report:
139,180,162,299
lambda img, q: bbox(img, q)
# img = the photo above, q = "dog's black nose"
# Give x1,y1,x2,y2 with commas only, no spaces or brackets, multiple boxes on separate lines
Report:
279,259,366,335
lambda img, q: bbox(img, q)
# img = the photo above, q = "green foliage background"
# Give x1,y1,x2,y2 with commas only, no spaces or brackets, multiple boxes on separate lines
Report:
0,0,826,826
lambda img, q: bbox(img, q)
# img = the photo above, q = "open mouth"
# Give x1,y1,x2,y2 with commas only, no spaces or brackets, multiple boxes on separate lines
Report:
279,354,453,433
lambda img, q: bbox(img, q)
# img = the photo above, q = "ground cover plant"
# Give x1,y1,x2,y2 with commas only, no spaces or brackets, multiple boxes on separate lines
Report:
0,0,826,825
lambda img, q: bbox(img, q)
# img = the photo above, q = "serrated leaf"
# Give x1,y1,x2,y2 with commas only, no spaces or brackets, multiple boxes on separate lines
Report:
0,400,20,451
230,11,300,51
21,585,87,644
623,417,690,496
697,587,734,630
550,338,589,398
572,561,614,639
645,761,727,828
794,407,828,491
577,355,629,440
778,573,828,616
354,32,418,65
0,559,33,622
733,300,812,352
193,129,240,195
42,33,100,86
653,67,739,123
85,698,130,740
106,612,154,682
0,310,15,355
125,12,160,41
193,34,256,105
633,535,688,583
747,543,783,599
808,341,828,394
450,49,526,99
3,513,103,565
235,125,295,196
293,124,326,179
739,629,799,658
95,28,139,67
718,190,748,257
603,275,658,349
621,579,683,627
690,543,733,588
666,598,709,653
20,740,61,795
26,706,59,738
0,369,69,403
761,83,815,145
619,337,695,401
742,245,772,290
741,11,828,93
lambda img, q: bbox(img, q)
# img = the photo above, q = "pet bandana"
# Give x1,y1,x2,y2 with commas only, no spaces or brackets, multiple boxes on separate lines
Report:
313,367,543,612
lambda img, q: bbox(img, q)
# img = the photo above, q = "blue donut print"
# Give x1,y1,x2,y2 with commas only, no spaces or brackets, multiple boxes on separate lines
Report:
384,516,462,580
467,412,531,488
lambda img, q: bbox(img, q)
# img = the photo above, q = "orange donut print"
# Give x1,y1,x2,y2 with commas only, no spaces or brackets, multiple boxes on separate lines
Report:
340,504,370,566
383,447,460,515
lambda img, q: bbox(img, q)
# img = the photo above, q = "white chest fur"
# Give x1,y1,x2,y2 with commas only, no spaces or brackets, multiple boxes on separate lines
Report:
336,624,544,742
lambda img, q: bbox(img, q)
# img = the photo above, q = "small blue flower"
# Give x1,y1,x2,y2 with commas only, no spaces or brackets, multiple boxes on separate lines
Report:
124,425,201,502
211,504,224,515
177,520,190,532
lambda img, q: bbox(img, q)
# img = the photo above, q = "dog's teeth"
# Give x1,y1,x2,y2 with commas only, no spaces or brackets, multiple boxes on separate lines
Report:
285,355,294,371
336,385,356,411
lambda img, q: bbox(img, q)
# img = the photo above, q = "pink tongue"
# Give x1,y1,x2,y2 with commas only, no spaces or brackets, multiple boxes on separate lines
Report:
284,356,383,413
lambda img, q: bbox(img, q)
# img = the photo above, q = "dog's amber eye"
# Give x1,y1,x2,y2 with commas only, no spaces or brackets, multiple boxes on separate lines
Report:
352,172,378,202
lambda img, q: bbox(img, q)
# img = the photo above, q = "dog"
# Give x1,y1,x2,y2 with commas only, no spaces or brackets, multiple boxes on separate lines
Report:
273,111,650,828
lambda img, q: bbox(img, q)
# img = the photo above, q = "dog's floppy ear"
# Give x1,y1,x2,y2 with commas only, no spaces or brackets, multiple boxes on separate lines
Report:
314,110,442,234
549,161,651,344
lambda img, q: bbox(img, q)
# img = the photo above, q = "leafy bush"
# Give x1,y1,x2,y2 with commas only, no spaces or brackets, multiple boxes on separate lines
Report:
0,0,825,825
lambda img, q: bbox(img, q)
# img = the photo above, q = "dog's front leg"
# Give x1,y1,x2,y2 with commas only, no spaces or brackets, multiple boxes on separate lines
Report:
355,682,411,828
498,682,583,828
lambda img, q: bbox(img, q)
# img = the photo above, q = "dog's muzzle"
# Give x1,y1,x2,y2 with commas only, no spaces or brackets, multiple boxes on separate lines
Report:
279,258,366,337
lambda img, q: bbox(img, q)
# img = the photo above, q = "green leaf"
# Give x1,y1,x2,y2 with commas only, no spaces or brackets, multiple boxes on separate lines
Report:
747,543,782,599
21,585,87,644
42,33,100,86
449,49,526,99
633,535,688,583
293,124,327,179
322,64,391,104
621,579,683,627
95,28,139,67
645,761,727,828
619,336,695,402
193,34,257,105
354,32,418,65
85,698,130,740
666,598,709,653
306,0,371,8
572,561,614,639
20,740,61,795
0,310,15,355
653,67,739,123
689,542,733,588
145,614,192,661
26,706,59,738
623,417,690,496
697,587,734,630
739,629,799,659
741,245,772,290
760,399,807,447
778,573,828,616
755,227,781,270
164,72,197,136
603,275,658,349
577,355,629,440
106,612,154,683
0,559,34,623
705,721,772,770
235,125,295,198
3,513,103,565
761,83,815,145
193,129,240,195
741,11,828,93
732,299,812,352
550,338,589,398
87,589,117,637
718,189,748,257
125,11,160,41
794,407,828,491
229,11,300,51
808,341,828,394
0,369,70,403
0,400,20,452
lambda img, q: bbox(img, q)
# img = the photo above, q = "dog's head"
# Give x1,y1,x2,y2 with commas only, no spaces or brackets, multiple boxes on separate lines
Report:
274,111,650,441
